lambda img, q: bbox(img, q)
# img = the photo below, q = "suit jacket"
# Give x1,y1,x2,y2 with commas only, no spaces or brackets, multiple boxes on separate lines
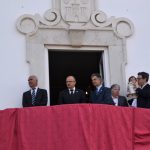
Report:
90,86,111,104
22,88,48,107
136,84,150,108
58,88,86,104
108,96,129,107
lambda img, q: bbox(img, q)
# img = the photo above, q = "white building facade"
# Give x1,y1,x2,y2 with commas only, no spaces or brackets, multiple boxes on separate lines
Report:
0,0,150,110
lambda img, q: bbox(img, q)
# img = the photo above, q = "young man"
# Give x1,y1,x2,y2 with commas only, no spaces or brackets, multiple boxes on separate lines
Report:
90,73,111,104
136,72,150,108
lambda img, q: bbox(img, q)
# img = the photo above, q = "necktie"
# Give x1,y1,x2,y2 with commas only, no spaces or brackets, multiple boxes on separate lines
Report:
32,88,36,105
96,88,99,95
70,89,74,95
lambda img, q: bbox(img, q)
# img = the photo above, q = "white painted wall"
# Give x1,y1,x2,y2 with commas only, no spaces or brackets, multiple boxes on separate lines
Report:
99,0,150,79
0,0,51,109
0,0,150,109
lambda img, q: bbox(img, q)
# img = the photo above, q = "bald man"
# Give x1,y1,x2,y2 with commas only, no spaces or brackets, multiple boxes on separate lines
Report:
22,75,48,107
58,75,86,104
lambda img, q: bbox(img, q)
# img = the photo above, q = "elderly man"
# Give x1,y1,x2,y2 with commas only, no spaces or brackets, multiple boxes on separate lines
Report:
108,84,128,106
90,73,111,104
58,75,86,104
22,75,48,107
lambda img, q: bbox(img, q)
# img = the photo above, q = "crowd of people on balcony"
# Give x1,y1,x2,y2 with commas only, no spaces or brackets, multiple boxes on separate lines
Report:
22,72,150,109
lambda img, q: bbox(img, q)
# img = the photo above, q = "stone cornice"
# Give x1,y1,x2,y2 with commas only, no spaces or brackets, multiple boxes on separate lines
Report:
16,8,134,39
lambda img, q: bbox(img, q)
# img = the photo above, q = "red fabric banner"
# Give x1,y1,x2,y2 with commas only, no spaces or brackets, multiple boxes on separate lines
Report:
134,108,150,150
0,104,150,150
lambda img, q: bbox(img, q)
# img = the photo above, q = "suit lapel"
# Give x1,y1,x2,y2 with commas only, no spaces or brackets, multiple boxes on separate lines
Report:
110,97,115,105
67,89,70,95
118,96,123,106
26,90,32,104
143,84,149,90
35,88,40,99
96,86,104,95
28,90,32,98
74,89,79,95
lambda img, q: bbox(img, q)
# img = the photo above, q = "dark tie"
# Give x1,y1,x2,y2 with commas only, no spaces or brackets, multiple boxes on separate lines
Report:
96,88,99,95
70,89,74,95
32,88,36,105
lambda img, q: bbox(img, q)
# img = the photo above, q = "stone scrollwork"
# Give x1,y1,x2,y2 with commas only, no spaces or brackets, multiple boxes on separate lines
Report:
40,9,61,26
91,11,134,38
93,11,107,23
112,18,134,38
16,6,134,39
16,9,61,35
16,14,39,35
91,10,114,28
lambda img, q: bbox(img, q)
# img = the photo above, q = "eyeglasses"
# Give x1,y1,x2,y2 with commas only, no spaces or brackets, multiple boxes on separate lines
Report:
137,77,143,80
66,81,75,83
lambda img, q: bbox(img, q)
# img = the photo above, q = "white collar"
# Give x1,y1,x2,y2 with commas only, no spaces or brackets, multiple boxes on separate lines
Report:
30,87,38,94
31,86,38,90
96,84,102,91
112,96,118,106
69,87,75,91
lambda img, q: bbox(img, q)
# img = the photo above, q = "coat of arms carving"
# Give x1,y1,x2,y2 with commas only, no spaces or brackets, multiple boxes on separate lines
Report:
61,0,91,23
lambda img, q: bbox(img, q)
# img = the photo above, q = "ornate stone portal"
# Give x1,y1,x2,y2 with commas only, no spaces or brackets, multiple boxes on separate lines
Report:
16,0,134,95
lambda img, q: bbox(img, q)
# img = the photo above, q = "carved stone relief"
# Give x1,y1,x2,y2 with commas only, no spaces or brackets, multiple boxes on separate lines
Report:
61,0,92,23
16,0,134,96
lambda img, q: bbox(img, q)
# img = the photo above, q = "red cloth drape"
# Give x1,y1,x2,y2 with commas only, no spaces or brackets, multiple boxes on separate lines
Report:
0,104,150,150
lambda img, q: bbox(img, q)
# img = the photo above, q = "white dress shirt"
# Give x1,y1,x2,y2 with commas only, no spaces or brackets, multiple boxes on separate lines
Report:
112,97,118,106
69,87,75,94
30,86,38,95
96,85,102,92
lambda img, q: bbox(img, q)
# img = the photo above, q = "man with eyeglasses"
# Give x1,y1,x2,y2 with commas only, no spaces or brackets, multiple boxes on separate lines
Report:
58,75,86,104
136,72,150,108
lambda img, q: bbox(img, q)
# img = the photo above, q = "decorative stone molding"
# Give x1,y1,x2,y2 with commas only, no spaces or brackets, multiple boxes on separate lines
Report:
17,9,134,39
16,9,61,35
16,14,39,35
112,18,134,38
41,9,61,26
16,0,134,96
91,10,113,27
69,25,86,46
61,0,92,23
91,10,134,38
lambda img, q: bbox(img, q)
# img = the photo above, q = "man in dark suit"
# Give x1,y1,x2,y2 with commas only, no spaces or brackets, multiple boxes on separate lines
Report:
136,72,150,108
108,84,128,106
58,75,86,104
90,73,111,104
22,75,48,107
